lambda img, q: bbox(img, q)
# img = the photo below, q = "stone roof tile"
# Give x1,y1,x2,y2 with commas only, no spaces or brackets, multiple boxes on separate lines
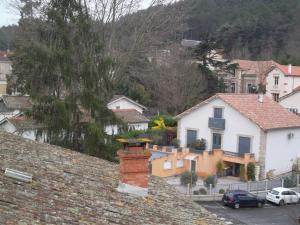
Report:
0,132,223,225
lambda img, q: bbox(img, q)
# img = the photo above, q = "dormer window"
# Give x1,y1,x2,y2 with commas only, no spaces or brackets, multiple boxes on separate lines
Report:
214,107,223,118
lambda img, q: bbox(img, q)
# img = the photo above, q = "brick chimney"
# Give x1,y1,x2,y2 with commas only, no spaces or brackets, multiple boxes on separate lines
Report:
116,138,151,196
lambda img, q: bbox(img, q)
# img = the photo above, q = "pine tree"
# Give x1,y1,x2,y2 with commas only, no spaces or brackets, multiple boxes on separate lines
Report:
13,0,119,161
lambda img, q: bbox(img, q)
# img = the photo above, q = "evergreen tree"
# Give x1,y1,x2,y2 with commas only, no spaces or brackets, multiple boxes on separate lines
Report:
13,0,119,161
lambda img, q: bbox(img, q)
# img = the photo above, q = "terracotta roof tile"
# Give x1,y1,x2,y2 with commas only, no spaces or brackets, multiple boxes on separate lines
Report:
176,94,300,130
218,94,300,130
0,132,223,224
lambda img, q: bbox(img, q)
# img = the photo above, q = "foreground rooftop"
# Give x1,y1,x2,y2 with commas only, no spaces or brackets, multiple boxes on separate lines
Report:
0,132,223,224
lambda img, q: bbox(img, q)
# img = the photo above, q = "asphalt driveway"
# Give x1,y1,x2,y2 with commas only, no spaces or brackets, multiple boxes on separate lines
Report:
197,201,300,225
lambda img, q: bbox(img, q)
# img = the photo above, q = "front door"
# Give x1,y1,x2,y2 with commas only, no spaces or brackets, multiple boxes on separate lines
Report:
212,133,222,149
191,160,196,172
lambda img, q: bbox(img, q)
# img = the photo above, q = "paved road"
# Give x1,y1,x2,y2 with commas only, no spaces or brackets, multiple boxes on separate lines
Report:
197,201,300,225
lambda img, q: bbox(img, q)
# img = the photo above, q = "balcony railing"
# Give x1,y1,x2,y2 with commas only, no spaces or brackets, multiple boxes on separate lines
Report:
208,117,225,130
223,151,255,158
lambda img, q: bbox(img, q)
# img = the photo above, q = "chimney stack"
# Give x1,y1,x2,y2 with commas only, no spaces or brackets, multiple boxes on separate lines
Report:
288,64,292,75
116,138,151,196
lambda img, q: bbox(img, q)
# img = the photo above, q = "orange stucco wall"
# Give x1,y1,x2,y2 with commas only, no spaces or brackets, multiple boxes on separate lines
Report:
151,147,256,178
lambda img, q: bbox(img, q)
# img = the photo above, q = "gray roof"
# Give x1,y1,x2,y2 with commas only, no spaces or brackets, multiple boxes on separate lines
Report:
108,95,147,110
113,109,150,123
181,39,201,48
0,132,223,224
1,95,32,110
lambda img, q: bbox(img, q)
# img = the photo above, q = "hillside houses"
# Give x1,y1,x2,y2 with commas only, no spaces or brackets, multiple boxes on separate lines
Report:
150,94,300,179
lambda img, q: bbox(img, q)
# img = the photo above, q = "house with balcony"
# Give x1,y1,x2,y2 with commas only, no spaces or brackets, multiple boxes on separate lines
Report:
174,94,300,179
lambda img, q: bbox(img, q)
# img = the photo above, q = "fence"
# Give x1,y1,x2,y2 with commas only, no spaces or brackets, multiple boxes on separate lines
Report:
184,173,300,201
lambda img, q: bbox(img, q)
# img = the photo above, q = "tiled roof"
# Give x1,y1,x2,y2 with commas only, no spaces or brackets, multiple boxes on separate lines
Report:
233,59,300,77
275,63,300,76
233,59,275,75
113,109,150,123
1,95,32,110
176,94,300,131
108,95,147,110
8,116,44,130
0,132,223,224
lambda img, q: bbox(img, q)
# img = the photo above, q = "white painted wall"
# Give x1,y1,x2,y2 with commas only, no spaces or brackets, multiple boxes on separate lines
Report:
177,98,261,159
107,98,144,113
265,68,286,98
265,68,300,99
265,128,300,175
0,61,12,76
285,76,300,94
279,92,300,114
105,122,148,135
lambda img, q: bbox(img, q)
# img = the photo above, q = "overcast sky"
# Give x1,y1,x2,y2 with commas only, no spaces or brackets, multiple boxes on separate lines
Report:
0,0,163,27
0,1,20,27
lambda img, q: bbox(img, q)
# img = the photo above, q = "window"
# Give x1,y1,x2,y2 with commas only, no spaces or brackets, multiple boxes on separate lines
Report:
274,76,279,86
116,106,120,109
163,160,172,170
176,159,184,168
238,136,251,154
187,130,197,147
212,133,222,149
231,83,236,93
247,84,252,93
214,108,223,118
272,93,279,102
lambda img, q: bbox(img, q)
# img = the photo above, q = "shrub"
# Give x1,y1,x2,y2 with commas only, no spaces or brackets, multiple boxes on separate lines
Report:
247,163,256,181
219,189,225,194
216,161,224,177
149,115,177,128
199,188,207,195
190,138,206,150
180,171,198,187
204,175,217,189
193,190,200,195
239,164,245,181
171,138,179,147
283,175,297,188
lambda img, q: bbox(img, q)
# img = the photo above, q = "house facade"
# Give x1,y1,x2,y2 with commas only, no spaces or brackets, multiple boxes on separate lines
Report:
105,95,149,135
107,95,147,114
279,86,300,115
227,60,300,102
174,94,300,179
0,51,12,96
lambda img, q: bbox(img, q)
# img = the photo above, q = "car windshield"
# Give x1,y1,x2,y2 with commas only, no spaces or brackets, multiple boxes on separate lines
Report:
270,190,279,195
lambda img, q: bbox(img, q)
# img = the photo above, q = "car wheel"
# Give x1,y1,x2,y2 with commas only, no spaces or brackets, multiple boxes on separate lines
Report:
234,203,240,209
257,202,263,208
279,200,284,206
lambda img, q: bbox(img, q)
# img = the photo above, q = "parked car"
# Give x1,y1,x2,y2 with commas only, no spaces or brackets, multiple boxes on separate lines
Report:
222,190,265,209
266,187,300,206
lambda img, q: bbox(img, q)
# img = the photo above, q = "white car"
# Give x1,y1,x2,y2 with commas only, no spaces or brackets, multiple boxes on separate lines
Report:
266,187,300,206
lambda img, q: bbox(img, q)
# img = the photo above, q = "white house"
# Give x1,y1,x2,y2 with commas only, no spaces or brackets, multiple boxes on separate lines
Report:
265,64,300,101
0,53,12,96
227,60,300,102
279,86,300,115
107,95,147,114
0,115,44,141
105,95,149,135
0,95,32,119
175,94,300,178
